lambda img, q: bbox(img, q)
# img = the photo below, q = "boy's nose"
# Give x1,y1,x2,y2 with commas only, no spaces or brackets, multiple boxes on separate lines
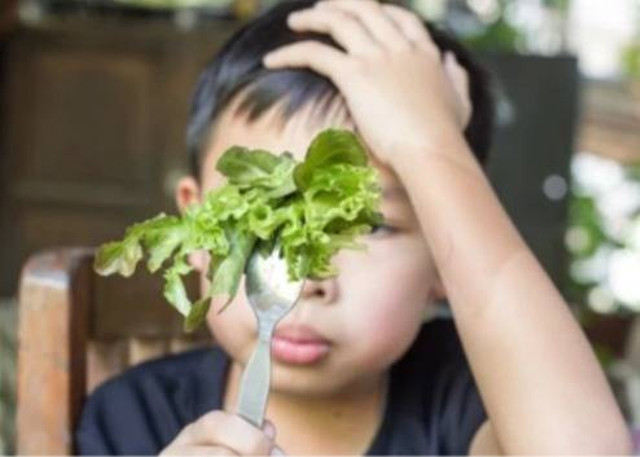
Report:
299,277,338,304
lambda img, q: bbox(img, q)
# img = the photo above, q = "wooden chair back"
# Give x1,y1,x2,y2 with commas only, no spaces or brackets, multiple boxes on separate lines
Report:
15,247,212,454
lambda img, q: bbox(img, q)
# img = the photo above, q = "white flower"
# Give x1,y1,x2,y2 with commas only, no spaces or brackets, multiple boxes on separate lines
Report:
627,215,640,250
570,245,615,283
565,225,591,254
597,181,640,241
587,285,617,314
571,152,625,196
607,249,640,310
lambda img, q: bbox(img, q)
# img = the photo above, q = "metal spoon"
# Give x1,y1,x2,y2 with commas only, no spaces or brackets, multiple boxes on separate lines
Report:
235,241,305,428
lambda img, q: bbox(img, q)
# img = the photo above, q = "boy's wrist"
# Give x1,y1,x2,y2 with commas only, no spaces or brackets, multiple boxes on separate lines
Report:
386,126,471,174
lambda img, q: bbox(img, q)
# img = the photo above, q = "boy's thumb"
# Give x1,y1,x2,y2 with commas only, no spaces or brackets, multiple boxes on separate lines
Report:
270,446,287,456
262,419,277,440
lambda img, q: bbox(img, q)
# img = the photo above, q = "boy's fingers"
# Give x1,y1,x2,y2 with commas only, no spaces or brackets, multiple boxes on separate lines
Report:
161,445,238,456
444,52,472,127
270,445,287,455
263,41,350,83
180,446,239,455
182,411,274,455
379,4,437,53
262,419,277,440
316,0,408,51
287,8,379,55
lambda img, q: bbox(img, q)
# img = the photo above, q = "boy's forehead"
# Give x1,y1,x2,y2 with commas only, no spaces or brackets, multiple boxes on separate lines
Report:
203,96,382,182
216,95,350,152
200,95,404,200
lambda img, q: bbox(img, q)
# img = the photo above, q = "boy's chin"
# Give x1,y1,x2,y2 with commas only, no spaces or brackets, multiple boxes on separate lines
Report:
270,363,346,398
270,361,383,400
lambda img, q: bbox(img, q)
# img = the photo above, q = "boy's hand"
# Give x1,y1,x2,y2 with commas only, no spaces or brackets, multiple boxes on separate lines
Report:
159,410,285,456
263,0,471,167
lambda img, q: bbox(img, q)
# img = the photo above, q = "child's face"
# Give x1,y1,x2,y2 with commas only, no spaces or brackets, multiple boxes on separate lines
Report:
175,95,445,397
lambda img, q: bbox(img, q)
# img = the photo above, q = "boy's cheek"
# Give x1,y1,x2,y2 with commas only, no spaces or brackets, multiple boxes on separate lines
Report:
337,255,431,343
205,290,257,353
348,295,424,336
346,305,423,369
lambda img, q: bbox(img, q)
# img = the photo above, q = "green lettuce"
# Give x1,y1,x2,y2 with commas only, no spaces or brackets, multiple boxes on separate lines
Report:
94,128,383,332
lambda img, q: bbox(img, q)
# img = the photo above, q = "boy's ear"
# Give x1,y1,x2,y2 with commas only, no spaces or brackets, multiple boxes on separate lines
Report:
175,175,201,215
174,176,209,272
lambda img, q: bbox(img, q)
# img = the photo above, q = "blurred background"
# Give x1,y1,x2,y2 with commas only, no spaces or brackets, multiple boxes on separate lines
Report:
0,0,639,454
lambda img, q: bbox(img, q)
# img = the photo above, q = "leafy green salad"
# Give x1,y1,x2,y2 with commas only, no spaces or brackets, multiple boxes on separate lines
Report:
94,128,383,332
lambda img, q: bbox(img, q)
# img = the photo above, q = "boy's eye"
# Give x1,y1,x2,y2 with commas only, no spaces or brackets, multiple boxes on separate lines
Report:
369,223,399,237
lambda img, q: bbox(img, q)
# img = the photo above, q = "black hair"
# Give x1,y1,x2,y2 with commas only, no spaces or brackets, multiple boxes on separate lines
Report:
186,0,495,182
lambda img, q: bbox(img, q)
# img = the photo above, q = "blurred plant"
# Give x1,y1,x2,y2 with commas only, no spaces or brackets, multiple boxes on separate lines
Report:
437,0,524,52
541,0,569,12
412,0,571,54
112,0,230,8
461,15,522,52
622,43,640,80
622,0,640,80
565,152,640,316
48,0,234,11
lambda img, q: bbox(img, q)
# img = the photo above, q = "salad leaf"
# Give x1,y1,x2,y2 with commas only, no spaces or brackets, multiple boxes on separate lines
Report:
215,146,283,183
217,147,297,199
207,229,257,314
294,128,368,190
94,240,143,277
184,297,212,333
94,128,383,332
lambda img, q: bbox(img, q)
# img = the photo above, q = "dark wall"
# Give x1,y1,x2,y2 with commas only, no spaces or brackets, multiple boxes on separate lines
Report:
0,0,18,298
0,36,12,299
0,18,240,297
480,54,579,291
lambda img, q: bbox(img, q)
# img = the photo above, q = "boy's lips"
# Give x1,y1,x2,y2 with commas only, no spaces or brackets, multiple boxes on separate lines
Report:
273,324,331,344
271,324,331,364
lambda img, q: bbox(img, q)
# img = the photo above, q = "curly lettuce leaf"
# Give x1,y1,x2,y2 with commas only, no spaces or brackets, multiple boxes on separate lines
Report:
294,128,368,190
94,128,383,333
217,147,297,199
207,229,257,315
162,250,195,317
94,240,143,277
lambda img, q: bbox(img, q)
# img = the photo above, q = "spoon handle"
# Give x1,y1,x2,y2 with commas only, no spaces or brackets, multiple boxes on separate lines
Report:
236,335,272,428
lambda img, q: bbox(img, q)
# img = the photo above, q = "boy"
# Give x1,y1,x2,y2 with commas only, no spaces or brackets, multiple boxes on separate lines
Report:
75,0,631,455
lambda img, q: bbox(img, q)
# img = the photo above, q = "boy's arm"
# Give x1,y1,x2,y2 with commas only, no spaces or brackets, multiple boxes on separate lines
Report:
390,130,632,455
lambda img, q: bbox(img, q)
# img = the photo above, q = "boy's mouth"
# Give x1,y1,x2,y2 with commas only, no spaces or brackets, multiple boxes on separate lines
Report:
273,324,330,344
271,337,331,364
271,324,331,364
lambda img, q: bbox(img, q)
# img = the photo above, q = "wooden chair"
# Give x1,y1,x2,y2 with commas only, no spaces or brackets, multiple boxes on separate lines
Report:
15,247,213,455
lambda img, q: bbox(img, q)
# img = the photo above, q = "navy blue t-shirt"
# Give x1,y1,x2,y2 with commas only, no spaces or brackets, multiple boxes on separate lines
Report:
74,319,487,455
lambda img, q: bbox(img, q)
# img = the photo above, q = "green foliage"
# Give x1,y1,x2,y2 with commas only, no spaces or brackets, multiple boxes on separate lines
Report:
565,154,640,316
567,194,607,259
622,43,640,80
541,0,570,12
462,17,524,53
